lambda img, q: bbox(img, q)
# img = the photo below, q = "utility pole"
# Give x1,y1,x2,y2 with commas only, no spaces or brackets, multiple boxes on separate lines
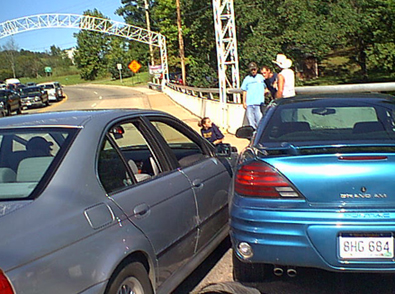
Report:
143,0,155,66
176,0,186,85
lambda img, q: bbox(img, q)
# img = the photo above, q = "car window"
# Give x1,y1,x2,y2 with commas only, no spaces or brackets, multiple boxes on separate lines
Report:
21,87,41,94
149,120,207,167
109,122,160,179
0,129,75,200
98,121,160,194
98,138,132,194
261,101,395,145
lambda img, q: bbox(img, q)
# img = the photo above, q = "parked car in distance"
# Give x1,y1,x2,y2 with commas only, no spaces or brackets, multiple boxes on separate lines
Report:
19,86,50,108
38,82,64,101
0,109,237,294
0,89,22,116
230,93,395,282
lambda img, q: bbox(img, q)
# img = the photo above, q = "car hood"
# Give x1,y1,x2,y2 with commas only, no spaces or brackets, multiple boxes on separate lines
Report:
263,152,395,208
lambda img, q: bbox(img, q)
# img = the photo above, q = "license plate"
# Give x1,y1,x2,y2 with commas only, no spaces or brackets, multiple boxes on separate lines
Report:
339,233,394,259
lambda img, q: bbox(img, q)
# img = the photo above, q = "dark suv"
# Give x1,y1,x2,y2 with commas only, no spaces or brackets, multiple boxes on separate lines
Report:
0,89,22,116
19,86,50,108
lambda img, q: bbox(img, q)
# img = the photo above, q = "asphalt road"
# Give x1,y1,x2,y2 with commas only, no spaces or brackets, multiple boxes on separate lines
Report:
24,84,395,294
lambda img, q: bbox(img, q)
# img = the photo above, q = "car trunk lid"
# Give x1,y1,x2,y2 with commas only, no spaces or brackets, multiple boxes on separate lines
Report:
264,152,395,207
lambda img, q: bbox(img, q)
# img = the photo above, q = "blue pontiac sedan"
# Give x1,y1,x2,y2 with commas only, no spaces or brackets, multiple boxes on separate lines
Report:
0,110,236,294
230,93,395,282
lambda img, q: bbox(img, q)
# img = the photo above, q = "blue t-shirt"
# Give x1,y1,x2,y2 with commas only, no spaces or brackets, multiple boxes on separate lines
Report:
241,73,266,105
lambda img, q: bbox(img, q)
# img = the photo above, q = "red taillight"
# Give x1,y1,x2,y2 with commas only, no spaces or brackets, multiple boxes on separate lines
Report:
0,270,14,294
235,161,301,198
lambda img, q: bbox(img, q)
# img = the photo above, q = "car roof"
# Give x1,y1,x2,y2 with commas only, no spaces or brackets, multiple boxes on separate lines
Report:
0,109,169,129
38,82,59,85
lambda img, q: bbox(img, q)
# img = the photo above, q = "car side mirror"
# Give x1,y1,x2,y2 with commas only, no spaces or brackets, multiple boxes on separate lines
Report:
215,143,235,157
235,126,255,140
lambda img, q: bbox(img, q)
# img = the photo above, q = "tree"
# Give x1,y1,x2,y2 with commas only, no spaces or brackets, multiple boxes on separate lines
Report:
74,9,111,80
1,38,19,78
106,37,135,80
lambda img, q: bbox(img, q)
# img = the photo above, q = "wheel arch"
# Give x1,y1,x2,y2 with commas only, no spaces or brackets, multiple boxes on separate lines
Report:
104,250,156,293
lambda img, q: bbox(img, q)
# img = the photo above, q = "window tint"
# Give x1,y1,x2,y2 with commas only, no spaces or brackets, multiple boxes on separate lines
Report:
98,138,132,194
149,121,207,167
261,101,395,145
109,122,159,181
0,128,75,200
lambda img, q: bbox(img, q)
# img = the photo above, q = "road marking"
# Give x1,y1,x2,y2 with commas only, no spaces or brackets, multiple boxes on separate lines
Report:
99,96,102,99
91,103,97,107
94,91,98,95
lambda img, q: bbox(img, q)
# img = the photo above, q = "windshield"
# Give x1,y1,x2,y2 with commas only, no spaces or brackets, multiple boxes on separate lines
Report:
21,87,41,94
0,128,77,200
259,98,395,148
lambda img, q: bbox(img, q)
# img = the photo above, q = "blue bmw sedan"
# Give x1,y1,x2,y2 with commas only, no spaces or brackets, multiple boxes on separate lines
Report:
0,109,236,294
230,93,395,282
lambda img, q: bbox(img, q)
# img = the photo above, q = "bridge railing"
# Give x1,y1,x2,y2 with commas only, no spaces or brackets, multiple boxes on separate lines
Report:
161,81,395,134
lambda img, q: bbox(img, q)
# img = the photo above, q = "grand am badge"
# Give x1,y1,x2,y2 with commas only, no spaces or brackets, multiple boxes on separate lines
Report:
340,193,387,199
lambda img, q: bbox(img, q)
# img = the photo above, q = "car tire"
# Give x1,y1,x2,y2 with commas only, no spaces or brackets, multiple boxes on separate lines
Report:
232,251,267,283
45,98,50,106
5,106,11,116
197,282,261,294
105,262,153,294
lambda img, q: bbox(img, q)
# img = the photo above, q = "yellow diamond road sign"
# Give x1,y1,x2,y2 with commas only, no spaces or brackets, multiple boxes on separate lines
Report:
128,60,141,73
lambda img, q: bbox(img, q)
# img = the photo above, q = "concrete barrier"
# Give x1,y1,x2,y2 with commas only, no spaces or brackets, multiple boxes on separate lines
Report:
161,81,395,134
162,86,245,134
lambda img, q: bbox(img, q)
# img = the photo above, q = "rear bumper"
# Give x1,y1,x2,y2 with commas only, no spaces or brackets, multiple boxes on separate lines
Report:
230,201,395,272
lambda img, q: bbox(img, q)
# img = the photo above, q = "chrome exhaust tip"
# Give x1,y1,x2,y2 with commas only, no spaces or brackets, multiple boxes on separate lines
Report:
273,266,284,276
287,267,297,278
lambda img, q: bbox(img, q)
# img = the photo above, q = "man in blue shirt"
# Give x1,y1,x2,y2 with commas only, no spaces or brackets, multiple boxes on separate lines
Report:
241,62,266,129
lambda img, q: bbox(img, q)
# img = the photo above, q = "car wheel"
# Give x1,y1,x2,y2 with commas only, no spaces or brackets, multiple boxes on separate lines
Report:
106,262,153,294
45,98,50,106
197,282,261,294
232,251,267,283
5,106,11,116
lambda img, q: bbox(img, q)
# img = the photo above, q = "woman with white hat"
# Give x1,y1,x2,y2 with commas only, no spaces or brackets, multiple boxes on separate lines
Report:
272,54,295,98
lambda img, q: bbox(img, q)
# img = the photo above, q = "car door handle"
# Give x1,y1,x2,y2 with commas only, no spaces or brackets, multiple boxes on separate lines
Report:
133,203,150,218
192,179,203,189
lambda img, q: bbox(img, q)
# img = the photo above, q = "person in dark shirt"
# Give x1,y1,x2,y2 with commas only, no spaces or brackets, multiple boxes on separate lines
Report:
198,117,224,145
261,65,278,101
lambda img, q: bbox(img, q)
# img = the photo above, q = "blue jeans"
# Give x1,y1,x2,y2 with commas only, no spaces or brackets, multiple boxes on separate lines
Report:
246,105,263,129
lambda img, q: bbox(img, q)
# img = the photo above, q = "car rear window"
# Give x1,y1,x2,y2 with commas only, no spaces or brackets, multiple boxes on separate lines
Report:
260,98,395,146
21,87,41,94
0,128,77,200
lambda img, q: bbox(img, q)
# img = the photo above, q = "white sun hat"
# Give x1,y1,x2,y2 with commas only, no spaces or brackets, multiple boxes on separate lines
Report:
272,54,293,69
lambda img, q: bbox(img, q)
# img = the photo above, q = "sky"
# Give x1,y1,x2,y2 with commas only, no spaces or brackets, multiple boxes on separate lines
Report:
0,0,125,52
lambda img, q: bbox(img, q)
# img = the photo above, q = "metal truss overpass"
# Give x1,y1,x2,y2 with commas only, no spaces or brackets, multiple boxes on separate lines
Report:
0,14,169,79
0,3,241,127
